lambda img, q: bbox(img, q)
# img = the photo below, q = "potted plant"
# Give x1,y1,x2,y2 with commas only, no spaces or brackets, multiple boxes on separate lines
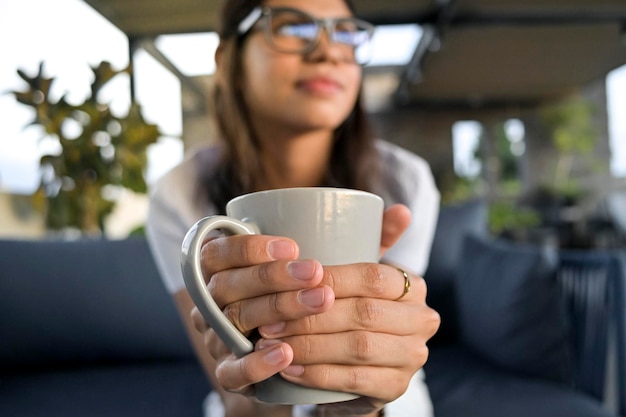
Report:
11,61,161,236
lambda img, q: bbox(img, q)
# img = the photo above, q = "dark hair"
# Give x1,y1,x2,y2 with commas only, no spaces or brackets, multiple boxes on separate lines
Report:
205,0,380,213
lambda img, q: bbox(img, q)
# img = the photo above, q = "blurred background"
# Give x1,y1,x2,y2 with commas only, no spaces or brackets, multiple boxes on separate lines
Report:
1,0,625,249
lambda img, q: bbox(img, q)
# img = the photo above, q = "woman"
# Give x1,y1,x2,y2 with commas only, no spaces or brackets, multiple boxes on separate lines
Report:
146,0,441,416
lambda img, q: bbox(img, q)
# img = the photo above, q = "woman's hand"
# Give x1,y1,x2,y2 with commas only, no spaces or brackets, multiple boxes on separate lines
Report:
190,204,439,415
257,262,440,415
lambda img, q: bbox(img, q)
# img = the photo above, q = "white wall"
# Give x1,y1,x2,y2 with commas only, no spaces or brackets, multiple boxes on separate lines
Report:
0,192,44,239
0,190,148,240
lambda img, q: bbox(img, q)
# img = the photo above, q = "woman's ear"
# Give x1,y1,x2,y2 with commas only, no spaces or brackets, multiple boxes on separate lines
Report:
215,43,224,68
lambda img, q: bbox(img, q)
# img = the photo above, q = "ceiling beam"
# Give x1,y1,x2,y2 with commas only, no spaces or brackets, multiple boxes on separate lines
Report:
450,11,626,28
393,25,439,104
394,0,461,104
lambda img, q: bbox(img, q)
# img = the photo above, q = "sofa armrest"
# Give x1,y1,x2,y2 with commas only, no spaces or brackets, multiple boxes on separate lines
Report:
613,252,626,416
558,250,626,415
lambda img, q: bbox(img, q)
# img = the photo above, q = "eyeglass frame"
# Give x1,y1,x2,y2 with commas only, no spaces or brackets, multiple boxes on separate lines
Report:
237,6,376,61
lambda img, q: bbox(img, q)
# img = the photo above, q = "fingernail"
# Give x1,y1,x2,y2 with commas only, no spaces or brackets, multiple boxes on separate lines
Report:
268,240,296,260
257,338,282,350
260,322,286,337
288,260,316,281
283,365,304,377
298,287,325,308
263,345,286,365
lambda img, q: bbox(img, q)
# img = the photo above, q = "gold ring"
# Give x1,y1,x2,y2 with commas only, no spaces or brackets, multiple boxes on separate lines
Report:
394,268,411,301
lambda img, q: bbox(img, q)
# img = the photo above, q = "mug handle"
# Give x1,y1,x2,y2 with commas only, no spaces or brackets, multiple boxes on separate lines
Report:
180,215,260,357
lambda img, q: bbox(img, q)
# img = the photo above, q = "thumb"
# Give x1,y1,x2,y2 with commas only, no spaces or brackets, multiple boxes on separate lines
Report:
379,204,411,258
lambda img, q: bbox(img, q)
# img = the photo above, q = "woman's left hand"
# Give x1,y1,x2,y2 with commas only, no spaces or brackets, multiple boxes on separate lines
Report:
255,204,441,415
191,203,439,415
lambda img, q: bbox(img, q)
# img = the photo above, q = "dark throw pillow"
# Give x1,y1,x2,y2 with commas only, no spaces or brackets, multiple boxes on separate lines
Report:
424,199,488,345
455,235,573,383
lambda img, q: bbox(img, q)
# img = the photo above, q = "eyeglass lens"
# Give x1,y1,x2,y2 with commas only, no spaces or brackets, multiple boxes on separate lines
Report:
266,8,372,63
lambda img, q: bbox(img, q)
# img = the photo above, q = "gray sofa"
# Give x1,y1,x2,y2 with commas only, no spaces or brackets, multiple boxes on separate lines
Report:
1,200,624,416
423,200,626,417
0,238,210,417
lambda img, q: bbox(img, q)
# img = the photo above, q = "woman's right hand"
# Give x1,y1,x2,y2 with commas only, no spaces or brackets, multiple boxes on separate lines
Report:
190,233,335,398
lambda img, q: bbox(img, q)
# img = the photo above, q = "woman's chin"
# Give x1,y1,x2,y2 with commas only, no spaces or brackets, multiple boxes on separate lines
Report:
289,108,352,131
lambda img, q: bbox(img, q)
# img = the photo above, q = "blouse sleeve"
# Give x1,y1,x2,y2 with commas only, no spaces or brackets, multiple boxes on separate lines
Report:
377,141,441,276
146,153,214,294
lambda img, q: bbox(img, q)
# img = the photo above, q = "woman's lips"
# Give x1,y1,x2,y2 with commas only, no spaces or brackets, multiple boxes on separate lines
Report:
296,77,343,95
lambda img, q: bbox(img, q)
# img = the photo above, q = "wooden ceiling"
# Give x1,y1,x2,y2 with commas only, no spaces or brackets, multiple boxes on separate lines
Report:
82,0,626,108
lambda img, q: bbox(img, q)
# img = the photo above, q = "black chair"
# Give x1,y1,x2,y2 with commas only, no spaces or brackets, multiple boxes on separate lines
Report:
558,250,626,415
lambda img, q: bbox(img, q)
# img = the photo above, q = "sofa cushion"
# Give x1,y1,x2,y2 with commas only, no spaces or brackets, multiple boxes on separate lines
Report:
424,199,488,345
425,346,613,417
455,235,572,383
0,238,194,371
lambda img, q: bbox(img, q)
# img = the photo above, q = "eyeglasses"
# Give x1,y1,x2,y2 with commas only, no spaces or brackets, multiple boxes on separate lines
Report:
237,6,376,65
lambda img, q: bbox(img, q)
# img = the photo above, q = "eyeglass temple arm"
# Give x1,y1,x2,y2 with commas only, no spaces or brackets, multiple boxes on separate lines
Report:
238,7,263,35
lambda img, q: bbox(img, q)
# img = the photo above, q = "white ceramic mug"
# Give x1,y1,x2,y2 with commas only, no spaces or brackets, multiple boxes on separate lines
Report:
181,187,384,404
